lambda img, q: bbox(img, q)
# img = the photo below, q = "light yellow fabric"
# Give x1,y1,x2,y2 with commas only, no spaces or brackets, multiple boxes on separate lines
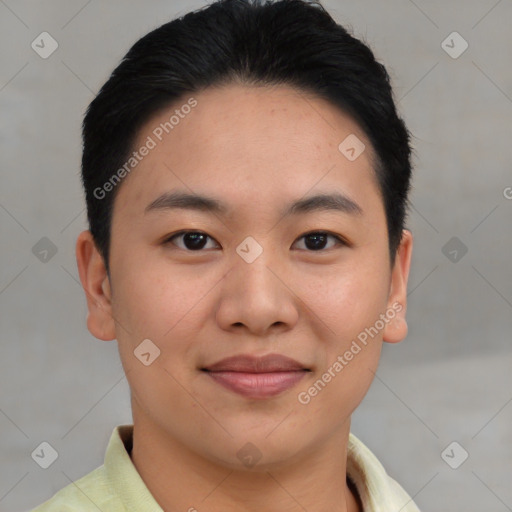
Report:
29,424,421,511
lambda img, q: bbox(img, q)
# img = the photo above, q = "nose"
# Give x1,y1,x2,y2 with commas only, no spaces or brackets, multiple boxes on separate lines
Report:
215,248,299,337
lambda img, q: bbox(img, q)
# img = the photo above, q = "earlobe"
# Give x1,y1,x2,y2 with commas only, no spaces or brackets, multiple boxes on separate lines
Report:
383,313,408,344
75,230,116,341
383,229,413,344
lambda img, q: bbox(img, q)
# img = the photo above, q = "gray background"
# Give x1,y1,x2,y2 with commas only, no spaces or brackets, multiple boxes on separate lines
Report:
1,1,511,511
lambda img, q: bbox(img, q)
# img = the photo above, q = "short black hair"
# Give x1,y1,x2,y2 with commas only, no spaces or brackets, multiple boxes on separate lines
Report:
81,0,414,274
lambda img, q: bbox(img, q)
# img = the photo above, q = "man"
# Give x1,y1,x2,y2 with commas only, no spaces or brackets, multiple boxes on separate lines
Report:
31,0,418,510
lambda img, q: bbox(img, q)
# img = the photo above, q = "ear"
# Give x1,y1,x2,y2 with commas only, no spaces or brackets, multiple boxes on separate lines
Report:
382,229,413,344
75,230,116,341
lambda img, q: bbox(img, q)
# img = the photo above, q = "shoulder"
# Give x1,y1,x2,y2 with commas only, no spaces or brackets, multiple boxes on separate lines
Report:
28,464,121,512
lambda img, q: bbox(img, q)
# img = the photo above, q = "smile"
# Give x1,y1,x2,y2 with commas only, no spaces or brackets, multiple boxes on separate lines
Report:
201,353,310,399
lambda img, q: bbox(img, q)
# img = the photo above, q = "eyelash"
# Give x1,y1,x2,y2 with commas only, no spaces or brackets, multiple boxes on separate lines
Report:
163,230,348,252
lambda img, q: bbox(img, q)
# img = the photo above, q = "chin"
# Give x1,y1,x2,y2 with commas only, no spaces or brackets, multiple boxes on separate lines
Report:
198,427,314,471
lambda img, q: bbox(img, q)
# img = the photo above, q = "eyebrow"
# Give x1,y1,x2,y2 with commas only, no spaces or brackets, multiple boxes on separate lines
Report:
144,190,363,217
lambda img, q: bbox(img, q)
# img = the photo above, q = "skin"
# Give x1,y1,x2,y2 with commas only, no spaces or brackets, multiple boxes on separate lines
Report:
76,83,413,512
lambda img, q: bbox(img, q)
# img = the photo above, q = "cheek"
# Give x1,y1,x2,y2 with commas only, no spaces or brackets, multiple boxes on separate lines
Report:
111,255,215,340
297,273,385,418
111,265,202,407
110,262,220,410
295,262,387,398
297,260,390,337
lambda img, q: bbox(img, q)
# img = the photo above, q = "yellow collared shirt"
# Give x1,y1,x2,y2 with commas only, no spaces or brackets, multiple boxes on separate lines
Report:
29,424,421,512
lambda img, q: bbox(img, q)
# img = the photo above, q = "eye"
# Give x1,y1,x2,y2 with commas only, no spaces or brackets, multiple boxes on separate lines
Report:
164,231,219,251
293,231,346,251
164,230,346,252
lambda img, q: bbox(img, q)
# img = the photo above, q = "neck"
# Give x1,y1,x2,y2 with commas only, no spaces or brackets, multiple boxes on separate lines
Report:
129,405,361,512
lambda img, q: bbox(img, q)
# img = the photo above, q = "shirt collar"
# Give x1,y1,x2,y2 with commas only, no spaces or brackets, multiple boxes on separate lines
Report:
105,424,164,511
347,432,404,511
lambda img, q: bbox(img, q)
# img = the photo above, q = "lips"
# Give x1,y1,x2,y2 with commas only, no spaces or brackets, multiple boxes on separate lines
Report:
202,353,308,373
201,354,310,399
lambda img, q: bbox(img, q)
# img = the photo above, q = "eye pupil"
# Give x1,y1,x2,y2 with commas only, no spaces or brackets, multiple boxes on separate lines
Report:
305,233,328,251
183,232,208,250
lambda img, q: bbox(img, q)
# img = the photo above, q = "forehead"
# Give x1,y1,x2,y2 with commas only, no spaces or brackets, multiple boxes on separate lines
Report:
112,83,383,223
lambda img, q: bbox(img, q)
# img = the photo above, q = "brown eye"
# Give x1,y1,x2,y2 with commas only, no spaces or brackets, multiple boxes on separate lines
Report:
165,231,219,251
293,231,346,251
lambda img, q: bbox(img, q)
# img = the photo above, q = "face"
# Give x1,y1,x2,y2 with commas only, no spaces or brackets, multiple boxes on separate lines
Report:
77,83,412,469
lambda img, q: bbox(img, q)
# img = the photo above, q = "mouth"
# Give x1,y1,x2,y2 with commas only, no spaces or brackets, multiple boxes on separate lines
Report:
201,353,310,399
